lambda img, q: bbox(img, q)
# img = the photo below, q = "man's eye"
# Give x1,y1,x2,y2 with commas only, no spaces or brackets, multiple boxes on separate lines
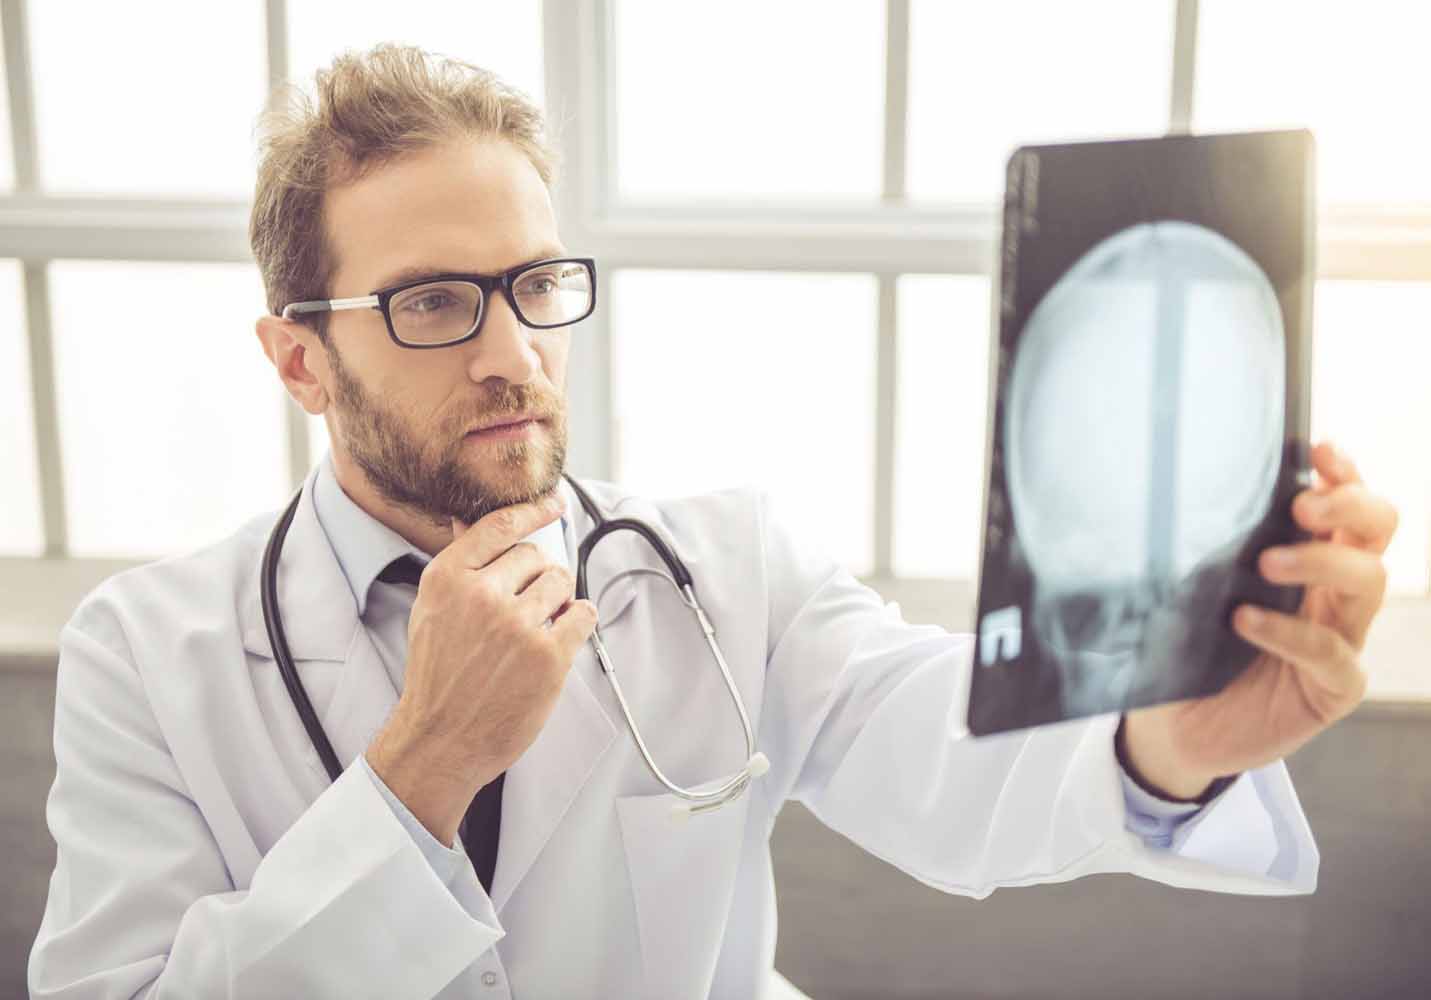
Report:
403,292,456,313
519,277,557,296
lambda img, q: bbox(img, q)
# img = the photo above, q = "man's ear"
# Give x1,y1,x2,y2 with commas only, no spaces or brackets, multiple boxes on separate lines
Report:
255,315,329,415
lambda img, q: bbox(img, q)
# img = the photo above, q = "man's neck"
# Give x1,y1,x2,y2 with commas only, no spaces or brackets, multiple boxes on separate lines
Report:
330,448,454,558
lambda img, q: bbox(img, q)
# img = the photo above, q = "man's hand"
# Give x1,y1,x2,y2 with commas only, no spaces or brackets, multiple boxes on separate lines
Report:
1123,440,1399,799
365,491,599,844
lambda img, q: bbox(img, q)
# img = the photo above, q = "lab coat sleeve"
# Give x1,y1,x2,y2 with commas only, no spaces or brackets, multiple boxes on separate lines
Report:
750,490,1318,901
29,602,503,1000
361,753,469,887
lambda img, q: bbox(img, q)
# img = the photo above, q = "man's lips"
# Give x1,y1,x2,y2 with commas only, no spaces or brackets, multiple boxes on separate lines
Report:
466,414,545,434
464,417,544,440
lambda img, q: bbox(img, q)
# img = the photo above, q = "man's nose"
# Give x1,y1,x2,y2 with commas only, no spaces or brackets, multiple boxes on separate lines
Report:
468,289,542,385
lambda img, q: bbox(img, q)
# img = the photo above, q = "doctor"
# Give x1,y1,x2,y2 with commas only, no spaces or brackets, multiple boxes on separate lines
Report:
31,44,1398,1000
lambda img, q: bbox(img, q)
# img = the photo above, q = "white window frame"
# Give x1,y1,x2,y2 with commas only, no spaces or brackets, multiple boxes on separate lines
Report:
2,0,1427,701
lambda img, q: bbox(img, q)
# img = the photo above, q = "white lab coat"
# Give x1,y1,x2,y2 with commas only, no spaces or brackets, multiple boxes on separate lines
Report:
29,464,1318,999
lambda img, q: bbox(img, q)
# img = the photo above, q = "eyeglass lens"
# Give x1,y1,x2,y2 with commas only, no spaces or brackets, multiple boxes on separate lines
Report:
388,261,593,345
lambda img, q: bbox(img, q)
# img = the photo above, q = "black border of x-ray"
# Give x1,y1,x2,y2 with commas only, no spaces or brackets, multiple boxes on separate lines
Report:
967,128,1317,738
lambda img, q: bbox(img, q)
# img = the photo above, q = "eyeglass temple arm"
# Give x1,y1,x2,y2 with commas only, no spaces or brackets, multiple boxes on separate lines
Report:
280,295,380,320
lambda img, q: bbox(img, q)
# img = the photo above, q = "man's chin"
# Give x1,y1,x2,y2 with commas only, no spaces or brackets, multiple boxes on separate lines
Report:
442,460,560,509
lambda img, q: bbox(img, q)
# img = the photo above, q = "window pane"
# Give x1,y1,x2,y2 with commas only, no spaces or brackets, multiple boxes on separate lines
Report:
1196,1,1431,206
49,262,288,557
28,2,267,196
893,275,992,578
612,270,878,575
0,261,43,555
287,1,544,110
1311,281,1430,595
613,0,885,202
906,0,1174,204
0,30,14,192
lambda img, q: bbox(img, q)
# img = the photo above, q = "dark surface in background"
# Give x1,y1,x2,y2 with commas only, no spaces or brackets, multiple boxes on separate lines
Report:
3,662,1428,1000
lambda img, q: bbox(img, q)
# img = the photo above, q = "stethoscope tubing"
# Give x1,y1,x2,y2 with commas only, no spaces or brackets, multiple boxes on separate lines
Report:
261,487,344,781
261,473,768,813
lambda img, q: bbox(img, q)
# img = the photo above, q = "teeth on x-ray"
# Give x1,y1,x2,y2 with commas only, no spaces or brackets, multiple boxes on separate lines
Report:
968,130,1313,736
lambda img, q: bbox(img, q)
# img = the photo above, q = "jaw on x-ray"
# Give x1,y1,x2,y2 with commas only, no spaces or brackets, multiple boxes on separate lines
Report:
1006,220,1283,717
968,130,1314,736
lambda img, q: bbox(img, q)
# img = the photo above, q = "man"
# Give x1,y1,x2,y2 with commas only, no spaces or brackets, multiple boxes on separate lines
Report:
30,44,1398,1000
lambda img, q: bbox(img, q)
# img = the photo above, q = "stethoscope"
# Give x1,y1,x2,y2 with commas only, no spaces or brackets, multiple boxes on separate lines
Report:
260,471,770,819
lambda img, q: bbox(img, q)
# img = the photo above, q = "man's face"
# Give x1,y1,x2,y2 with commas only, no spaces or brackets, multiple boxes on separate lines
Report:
317,136,571,528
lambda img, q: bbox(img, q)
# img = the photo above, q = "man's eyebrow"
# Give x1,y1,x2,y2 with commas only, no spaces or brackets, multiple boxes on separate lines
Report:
372,246,569,290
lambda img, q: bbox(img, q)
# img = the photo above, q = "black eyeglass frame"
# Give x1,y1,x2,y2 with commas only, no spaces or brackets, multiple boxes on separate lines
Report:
279,256,598,350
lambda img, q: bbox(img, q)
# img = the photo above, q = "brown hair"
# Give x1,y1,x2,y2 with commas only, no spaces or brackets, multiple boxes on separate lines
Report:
248,43,559,341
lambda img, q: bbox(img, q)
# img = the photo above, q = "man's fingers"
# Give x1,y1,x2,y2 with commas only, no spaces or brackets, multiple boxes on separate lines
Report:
1231,604,1367,706
1291,482,1399,554
1258,540,1386,643
447,492,567,568
550,598,599,650
1259,541,1387,601
1311,439,1361,488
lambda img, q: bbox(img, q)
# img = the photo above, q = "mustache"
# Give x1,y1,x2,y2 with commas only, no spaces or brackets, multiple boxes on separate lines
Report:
450,390,559,433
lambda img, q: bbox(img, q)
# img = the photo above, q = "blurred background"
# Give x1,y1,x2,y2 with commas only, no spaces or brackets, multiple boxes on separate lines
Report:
1,1,1427,997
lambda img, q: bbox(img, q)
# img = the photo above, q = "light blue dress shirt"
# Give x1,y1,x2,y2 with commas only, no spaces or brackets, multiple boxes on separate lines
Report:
308,450,1214,870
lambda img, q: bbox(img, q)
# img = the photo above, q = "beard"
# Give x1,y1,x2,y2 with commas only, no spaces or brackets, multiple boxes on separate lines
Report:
326,341,568,529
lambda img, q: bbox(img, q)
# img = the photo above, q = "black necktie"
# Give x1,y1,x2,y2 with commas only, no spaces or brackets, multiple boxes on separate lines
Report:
377,554,505,895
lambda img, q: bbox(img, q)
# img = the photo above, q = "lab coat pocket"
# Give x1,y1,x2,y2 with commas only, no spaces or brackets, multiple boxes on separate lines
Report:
615,788,750,1000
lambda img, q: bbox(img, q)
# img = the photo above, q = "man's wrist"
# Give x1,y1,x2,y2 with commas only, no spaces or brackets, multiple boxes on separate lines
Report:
1116,712,1225,803
366,721,474,845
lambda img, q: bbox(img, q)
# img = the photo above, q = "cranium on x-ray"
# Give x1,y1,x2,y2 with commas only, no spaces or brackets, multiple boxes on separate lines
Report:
1001,220,1285,716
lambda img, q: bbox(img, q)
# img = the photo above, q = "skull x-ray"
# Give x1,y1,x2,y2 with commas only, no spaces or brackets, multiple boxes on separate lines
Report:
968,130,1315,737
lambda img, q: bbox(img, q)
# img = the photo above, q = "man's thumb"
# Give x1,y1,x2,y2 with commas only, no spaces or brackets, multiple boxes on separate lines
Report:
451,516,470,540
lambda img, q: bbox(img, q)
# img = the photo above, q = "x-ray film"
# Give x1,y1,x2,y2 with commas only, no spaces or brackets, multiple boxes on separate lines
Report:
968,129,1315,737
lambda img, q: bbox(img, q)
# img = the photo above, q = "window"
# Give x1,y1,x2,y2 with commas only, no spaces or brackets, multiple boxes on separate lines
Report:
905,0,1173,204
3,1,1427,699
28,1,267,197
892,275,991,579
287,1,544,108
1196,0,1431,206
612,0,885,203
612,269,878,575
0,34,14,193
1310,281,1431,595
48,261,285,557
0,260,42,555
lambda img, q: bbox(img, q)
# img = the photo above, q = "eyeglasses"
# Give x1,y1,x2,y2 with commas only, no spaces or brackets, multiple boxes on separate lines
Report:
280,256,597,349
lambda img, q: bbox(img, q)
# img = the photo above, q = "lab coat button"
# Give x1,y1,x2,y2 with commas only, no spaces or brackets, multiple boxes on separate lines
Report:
482,971,499,986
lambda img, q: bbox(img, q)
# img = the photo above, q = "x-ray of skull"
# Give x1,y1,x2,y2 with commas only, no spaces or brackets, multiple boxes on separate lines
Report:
969,129,1315,737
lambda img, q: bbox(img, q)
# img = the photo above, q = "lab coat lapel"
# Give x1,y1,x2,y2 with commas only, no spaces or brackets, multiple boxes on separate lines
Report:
240,469,704,917
489,474,633,913
239,464,360,664
545,478,739,993
238,465,397,781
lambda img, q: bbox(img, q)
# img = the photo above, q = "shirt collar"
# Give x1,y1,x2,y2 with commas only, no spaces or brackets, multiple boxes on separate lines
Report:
311,449,570,616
